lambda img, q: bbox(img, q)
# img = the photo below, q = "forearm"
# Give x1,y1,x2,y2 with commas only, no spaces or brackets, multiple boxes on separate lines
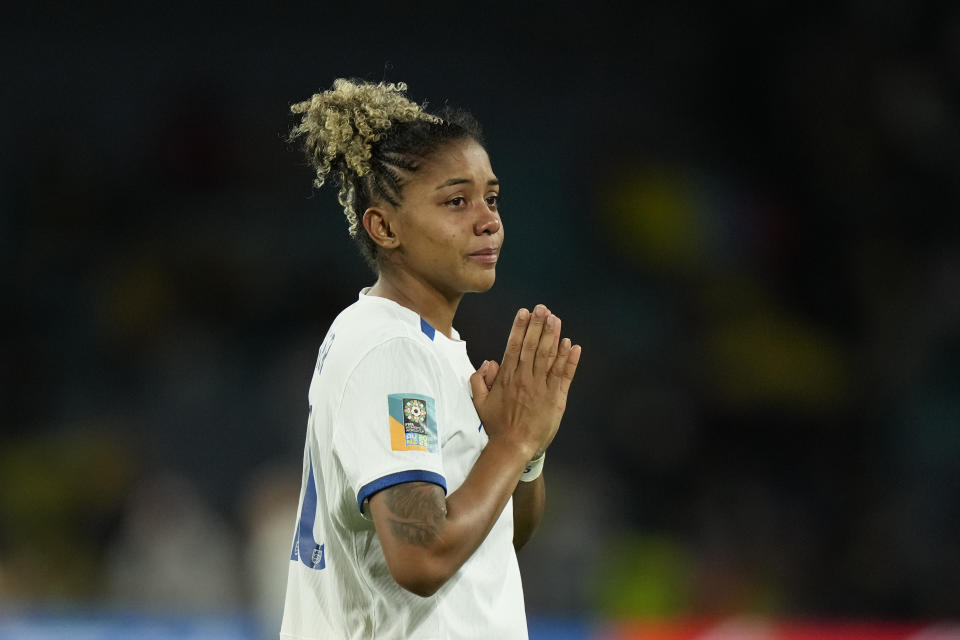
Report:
442,437,534,558
512,472,545,551
371,437,534,596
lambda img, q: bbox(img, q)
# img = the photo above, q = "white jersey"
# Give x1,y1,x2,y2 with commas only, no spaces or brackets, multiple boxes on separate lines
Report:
280,290,528,640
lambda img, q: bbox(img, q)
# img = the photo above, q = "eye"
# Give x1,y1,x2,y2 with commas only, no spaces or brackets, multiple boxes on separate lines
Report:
485,194,500,208
446,196,467,208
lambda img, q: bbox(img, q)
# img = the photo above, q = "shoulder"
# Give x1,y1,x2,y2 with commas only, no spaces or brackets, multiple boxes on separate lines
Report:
327,297,444,378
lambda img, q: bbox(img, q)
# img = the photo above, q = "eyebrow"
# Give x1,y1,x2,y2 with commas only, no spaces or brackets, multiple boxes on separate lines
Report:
435,178,500,190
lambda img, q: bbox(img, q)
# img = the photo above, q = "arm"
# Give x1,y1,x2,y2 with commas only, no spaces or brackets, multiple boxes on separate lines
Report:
368,306,581,597
368,437,531,596
480,346,547,552
512,472,545,551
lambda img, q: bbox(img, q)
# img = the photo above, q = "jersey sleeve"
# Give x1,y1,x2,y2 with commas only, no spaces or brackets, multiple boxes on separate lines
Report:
333,336,447,515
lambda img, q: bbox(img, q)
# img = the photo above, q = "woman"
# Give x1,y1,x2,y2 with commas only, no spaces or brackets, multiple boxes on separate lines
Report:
280,78,581,639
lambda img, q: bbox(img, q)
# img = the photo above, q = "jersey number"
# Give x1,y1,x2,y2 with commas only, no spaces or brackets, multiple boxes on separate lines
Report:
290,446,326,570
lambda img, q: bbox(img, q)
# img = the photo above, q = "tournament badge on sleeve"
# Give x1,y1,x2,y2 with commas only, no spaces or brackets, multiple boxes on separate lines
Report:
387,394,439,452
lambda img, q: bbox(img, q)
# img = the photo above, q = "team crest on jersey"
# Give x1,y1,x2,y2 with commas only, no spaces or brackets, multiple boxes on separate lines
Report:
388,393,438,452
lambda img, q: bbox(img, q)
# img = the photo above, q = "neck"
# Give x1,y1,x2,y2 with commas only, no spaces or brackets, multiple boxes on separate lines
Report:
366,268,462,339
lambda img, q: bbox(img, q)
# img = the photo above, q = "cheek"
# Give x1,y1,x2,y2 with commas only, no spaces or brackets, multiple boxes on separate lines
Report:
427,230,458,253
416,229,459,265
424,224,460,251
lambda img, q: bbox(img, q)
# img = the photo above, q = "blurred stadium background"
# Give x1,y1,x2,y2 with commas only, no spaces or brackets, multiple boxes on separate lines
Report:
2,1,959,638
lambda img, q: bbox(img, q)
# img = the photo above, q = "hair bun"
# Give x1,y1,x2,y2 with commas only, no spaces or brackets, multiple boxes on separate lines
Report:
289,78,440,189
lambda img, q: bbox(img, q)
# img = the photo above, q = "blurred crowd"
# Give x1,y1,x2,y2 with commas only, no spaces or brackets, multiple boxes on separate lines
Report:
2,1,958,635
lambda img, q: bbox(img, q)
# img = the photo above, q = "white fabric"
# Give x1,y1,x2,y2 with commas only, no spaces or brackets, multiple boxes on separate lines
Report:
280,290,528,639
520,452,545,483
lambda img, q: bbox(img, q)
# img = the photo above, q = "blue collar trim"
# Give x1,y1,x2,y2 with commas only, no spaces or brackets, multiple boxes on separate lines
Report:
420,317,436,341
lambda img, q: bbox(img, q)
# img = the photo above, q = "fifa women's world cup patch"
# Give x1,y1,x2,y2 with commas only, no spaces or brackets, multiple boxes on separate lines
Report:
387,394,439,452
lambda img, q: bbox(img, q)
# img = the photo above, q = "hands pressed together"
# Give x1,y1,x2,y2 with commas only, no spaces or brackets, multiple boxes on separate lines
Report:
470,304,582,461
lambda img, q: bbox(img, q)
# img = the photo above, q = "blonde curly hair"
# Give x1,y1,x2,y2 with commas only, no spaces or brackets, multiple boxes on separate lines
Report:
289,78,483,270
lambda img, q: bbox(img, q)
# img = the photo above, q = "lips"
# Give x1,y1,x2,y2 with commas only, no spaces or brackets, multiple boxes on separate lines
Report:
468,247,499,264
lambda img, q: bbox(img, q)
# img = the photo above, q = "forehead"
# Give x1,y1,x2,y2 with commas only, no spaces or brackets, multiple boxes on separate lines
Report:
416,139,495,183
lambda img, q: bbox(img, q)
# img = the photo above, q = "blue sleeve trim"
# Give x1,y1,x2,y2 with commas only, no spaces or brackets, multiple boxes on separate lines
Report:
357,470,447,514
420,317,436,340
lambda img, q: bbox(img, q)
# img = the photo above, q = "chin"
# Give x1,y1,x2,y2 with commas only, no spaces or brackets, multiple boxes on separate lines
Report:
472,272,497,293
460,270,496,294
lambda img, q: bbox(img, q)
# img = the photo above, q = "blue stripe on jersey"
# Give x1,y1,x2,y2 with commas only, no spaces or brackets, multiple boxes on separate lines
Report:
420,317,436,340
291,452,326,570
356,470,447,514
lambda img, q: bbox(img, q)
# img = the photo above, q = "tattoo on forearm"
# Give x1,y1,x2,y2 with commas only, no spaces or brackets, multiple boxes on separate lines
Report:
383,482,447,548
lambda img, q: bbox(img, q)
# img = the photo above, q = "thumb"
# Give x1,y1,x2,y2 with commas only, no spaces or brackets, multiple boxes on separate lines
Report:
470,361,491,402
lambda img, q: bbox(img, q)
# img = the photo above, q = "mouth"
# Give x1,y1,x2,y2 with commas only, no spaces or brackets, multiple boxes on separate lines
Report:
467,247,499,265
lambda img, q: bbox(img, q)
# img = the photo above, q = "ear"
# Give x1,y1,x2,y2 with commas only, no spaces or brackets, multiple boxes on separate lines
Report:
362,205,400,250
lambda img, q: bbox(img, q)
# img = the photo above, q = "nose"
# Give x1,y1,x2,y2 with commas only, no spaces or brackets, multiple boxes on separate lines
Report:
474,205,501,235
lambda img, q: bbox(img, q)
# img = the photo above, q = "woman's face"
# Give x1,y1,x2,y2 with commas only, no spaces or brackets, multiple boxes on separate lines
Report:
390,138,504,298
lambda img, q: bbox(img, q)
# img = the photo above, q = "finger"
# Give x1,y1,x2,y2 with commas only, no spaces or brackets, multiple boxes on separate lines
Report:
499,308,530,381
547,338,572,388
469,366,490,403
533,314,561,379
557,344,582,396
519,304,548,375
482,360,500,390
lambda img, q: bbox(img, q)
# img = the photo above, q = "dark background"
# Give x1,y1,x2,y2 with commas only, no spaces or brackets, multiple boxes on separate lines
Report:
2,1,959,635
